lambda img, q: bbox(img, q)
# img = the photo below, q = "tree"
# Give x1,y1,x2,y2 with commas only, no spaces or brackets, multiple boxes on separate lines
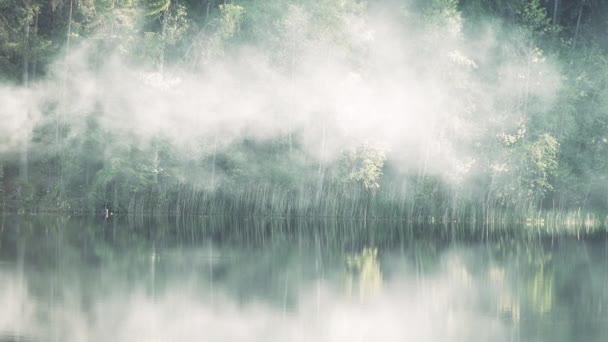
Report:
339,143,386,192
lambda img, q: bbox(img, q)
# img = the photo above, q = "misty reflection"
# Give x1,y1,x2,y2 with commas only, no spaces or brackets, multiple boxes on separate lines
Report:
1,216,608,341
344,247,382,300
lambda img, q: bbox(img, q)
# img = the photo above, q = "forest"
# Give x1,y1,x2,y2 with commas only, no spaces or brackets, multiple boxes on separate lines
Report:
0,0,607,223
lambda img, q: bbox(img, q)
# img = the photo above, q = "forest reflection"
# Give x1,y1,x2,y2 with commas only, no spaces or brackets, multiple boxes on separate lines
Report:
0,215,607,341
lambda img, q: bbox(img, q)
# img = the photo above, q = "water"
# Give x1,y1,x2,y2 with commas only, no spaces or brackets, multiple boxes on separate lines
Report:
1,215,608,341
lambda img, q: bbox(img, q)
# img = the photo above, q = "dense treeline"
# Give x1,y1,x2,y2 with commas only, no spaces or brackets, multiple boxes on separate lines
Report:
0,0,607,219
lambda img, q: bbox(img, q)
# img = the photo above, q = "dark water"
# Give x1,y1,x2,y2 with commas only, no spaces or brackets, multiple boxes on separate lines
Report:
1,215,608,341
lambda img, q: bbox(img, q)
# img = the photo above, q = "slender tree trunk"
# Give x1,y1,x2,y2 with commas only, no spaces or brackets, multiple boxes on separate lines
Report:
23,12,30,87
154,4,170,187
85,160,90,187
156,3,170,186
211,135,217,186
20,5,31,185
58,0,74,144
318,121,326,175
20,144,29,182
522,39,533,126
573,0,584,49
154,148,159,184
160,13,166,75
553,0,559,25
53,0,74,203
113,182,118,212
31,11,38,79
66,0,73,54
160,2,171,76
206,0,213,20
1,165,5,214
110,0,115,37
288,30,297,158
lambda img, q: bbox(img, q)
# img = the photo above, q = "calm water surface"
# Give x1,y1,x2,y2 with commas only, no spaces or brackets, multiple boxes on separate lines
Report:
1,215,608,341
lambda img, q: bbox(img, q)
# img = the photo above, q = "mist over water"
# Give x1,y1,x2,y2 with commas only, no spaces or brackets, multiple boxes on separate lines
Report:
1,216,608,341
2,1,607,340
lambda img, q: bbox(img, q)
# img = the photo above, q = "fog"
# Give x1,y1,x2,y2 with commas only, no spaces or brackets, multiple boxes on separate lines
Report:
0,251,508,342
1,2,605,340
0,0,562,185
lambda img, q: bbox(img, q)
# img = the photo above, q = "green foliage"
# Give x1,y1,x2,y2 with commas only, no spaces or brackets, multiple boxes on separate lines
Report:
339,144,386,191
184,3,244,67
490,128,559,206
1,0,608,217
0,0,48,80
521,133,559,201
141,0,170,17
85,0,138,54
423,0,463,36
164,3,189,46
513,0,555,35
205,4,244,59
135,31,164,66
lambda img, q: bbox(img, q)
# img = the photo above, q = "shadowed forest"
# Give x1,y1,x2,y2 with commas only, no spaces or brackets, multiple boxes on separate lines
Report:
1,0,607,225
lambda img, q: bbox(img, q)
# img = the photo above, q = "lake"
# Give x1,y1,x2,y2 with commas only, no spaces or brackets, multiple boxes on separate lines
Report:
1,215,608,341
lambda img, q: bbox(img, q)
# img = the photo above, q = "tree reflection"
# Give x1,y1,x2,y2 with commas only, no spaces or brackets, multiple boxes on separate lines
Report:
345,247,383,300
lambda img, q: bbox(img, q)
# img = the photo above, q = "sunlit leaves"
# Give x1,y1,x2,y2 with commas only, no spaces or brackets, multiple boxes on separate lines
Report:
513,0,558,37
345,247,383,299
187,3,244,66
521,133,559,199
164,3,188,46
423,0,463,37
339,143,386,191
205,4,244,58
141,0,170,18
491,131,559,205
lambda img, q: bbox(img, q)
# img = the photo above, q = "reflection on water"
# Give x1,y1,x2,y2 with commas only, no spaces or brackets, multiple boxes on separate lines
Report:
1,215,608,341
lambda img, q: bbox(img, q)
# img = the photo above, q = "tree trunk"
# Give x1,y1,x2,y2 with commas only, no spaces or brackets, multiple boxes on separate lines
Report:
66,0,73,54
206,0,213,21
154,149,159,184
20,4,31,184
22,11,30,87
20,144,29,182
160,2,171,76
110,0,115,37
113,182,118,212
31,11,38,79
56,0,74,202
553,0,559,25
211,135,217,186
573,0,584,49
